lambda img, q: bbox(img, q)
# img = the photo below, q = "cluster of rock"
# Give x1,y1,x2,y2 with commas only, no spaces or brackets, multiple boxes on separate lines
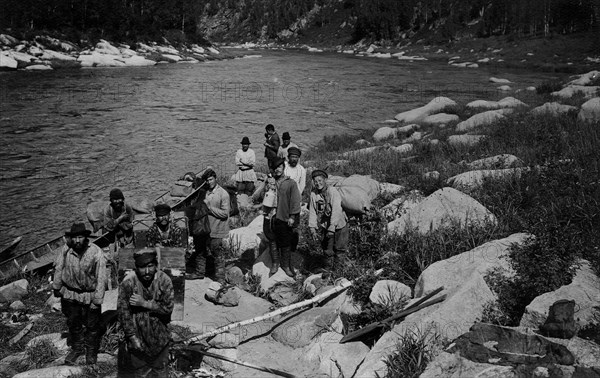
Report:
0,33,228,71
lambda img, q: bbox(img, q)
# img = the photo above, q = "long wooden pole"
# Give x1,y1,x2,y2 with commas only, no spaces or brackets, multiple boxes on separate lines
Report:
186,269,383,344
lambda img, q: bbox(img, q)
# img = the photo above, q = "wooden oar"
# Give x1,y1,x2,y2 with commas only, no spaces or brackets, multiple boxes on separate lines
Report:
182,347,297,378
339,286,445,344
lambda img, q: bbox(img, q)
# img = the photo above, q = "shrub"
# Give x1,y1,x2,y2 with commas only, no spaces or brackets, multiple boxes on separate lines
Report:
10,337,60,372
536,79,563,94
378,327,442,378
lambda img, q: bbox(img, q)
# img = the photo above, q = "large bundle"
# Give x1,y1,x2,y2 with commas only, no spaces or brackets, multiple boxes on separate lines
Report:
327,174,379,215
335,175,379,201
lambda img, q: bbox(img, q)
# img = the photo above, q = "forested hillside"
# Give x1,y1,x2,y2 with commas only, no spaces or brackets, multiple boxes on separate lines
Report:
0,0,598,45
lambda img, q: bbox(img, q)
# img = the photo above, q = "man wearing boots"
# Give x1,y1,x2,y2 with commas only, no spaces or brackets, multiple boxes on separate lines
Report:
187,169,230,281
308,169,349,272
53,223,107,365
117,248,174,377
272,157,301,277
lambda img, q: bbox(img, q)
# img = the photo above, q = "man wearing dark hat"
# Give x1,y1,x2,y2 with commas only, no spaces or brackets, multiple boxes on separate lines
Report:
277,131,298,162
103,188,135,247
234,136,257,196
272,157,301,277
146,203,184,247
53,223,107,365
117,248,174,377
187,168,230,281
264,124,280,170
308,169,349,271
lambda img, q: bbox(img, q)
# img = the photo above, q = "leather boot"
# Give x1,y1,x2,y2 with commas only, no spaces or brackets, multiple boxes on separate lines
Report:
65,331,84,365
213,255,226,284
268,241,280,277
280,247,295,278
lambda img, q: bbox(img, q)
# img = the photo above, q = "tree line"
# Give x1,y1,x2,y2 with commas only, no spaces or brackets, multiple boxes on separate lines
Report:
0,0,597,44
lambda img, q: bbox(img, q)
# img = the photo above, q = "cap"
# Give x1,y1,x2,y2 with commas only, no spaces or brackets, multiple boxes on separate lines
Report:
311,169,328,179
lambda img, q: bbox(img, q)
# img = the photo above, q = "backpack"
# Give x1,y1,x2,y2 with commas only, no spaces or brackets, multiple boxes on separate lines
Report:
187,202,211,237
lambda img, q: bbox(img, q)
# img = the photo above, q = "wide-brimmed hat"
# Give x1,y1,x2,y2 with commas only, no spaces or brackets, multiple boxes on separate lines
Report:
65,222,92,237
282,132,291,140
311,169,328,179
155,203,171,217
241,136,251,145
288,146,301,157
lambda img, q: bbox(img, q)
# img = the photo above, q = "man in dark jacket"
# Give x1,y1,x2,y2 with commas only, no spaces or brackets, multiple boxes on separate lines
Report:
272,157,301,277
263,124,280,170
103,188,134,247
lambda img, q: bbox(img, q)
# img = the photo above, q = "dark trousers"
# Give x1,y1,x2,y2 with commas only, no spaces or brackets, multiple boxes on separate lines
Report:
273,218,294,248
236,181,255,196
61,298,102,355
190,235,225,280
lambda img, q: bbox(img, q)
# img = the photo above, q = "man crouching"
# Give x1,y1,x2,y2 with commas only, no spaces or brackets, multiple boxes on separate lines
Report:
117,248,174,377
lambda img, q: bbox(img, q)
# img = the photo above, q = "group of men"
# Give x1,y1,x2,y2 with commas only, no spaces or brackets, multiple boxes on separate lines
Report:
51,123,349,376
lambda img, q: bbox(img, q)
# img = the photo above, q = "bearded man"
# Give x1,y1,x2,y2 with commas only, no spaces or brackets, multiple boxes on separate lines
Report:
146,203,183,247
53,223,107,365
103,188,135,247
117,248,174,377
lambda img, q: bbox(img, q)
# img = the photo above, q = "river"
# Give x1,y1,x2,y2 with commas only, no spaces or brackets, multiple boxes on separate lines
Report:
0,49,558,251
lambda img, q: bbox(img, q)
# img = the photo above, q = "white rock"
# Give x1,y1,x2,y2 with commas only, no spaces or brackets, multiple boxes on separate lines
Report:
23,64,52,70
121,55,156,66
303,332,370,378
95,40,120,55
395,97,457,123
251,249,294,291
27,332,69,353
520,260,600,330
40,49,76,61
467,154,523,170
156,45,179,55
489,77,512,84
392,143,413,154
421,113,459,126
478,57,490,63
191,44,205,54
207,47,220,54
0,279,29,302
369,280,411,305
552,85,599,99
78,51,126,67
577,97,600,123
372,126,397,141
380,190,424,221
378,182,405,196
402,131,423,143
355,139,370,146
531,102,577,116
5,51,38,64
420,352,515,378
526,86,536,91
497,85,512,91
387,187,497,236
160,54,182,62
568,70,599,86
13,366,84,378
136,42,156,52
0,34,19,46
466,97,527,110
225,215,263,256
341,146,385,158
456,110,507,132
9,300,25,310
448,134,487,147
447,168,525,191
0,51,18,69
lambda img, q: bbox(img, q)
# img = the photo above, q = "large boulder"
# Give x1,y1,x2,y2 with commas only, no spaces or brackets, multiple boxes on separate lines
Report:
552,85,599,99
369,280,411,305
467,154,523,170
303,332,370,377
387,187,497,236
0,51,18,70
421,113,459,126
520,260,600,330
447,134,487,147
225,215,263,257
26,333,69,353
531,102,577,116
373,126,397,141
446,168,525,192
271,307,337,348
414,233,530,297
0,279,29,303
466,97,527,110
251,248,294,291
578,97,600,123
568,70,600,86
456,109,509,133
12,366,84,378
380,190,424,221
395,97,457,123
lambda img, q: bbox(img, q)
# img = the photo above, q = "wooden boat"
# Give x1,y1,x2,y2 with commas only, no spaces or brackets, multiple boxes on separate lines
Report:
0,178,207,281
0,236,23,262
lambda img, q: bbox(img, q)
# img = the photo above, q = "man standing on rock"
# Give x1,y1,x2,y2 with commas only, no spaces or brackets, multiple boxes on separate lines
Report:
264,124,280,170
308,169,349,271
103,188,135,247
272,157,301,277
117,248,174,377
53,223,107,365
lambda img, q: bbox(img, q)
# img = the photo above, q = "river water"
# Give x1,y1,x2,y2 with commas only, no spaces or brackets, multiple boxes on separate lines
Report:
0,49,558,251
